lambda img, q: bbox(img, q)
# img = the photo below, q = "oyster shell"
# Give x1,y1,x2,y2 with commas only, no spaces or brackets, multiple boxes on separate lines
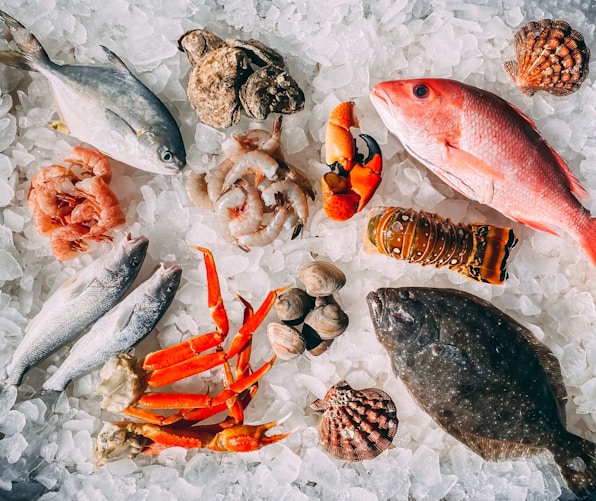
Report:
228,38,286,68
274,287,315,325
311,381,398,461
178,29,227,67
186,47,252,128
299,261,346,297
267,322,306,360
504,19,590,97
240,65,305,120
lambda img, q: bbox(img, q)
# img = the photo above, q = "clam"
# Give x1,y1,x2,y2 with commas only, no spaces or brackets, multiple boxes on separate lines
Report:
503,19,590,97
299,261,346,297
311,381,398,461
267,322,306,360
303,299,349,340
274,287,315,325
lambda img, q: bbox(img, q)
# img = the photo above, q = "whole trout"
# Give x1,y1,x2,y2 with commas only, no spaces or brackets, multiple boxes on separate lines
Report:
42,263,182,392
370,78,596,264
3,234,148,387
367,287,596,498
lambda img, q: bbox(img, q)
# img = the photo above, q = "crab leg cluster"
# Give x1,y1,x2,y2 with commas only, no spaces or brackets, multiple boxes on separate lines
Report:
95,246,292,461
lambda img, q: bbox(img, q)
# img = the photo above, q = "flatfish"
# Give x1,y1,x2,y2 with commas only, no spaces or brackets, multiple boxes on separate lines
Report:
367,287,596,498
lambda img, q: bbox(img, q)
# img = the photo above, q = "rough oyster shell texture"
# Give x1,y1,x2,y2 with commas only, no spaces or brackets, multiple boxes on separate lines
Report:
179,29,305,128
311,381,398,461
503,19,590,97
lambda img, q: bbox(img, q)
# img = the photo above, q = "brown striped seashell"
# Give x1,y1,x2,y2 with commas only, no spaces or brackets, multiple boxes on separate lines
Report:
503,19,590,97
303,299,349,340
311,381,398,461
299,261,346,297
274,288,315,325
266,322,306,360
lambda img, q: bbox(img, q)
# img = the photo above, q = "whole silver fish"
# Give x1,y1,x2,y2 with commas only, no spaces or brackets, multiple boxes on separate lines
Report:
367,287,596,499
3,234,149,387
42,263,182,392
0,10,186,175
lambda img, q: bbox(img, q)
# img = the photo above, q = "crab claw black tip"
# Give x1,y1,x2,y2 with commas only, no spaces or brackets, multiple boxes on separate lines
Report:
359,134,382,164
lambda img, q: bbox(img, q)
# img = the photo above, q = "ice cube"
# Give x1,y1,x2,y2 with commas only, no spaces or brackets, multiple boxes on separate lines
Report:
298,447,340,489
0,432,28,464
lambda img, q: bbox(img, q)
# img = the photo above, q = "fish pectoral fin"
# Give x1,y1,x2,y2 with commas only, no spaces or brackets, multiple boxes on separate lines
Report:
105,109,137,139
444,143,505,181
48,120,70,135
99,45,132,73
114,303,137,332
454,427,543,462
510,216,560,236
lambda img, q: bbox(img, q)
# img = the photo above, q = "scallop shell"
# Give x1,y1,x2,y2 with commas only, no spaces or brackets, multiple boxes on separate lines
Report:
503,19,590,97
299,261,347,297
311,381,398,461
267,322,306,360
274,288,315,325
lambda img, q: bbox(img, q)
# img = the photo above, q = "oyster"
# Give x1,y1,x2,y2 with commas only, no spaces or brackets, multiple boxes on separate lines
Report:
311,381,398,461
179,29,305,128
504,19,590,97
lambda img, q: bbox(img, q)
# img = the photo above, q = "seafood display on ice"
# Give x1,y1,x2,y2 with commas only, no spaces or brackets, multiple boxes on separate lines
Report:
268,261,349,360
186,118,314,250
370,78,596,264
0,10,186,175
27,146,126,261
42,263,181,393
311,381,398,462
364,206,517,284
94,247,291,463
179,29,305,128
2,1,596,499
503,19,590,97
367,287,596,498
322,101,383,221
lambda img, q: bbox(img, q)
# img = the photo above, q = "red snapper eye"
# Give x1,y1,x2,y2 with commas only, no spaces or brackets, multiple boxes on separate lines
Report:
412,84,429,99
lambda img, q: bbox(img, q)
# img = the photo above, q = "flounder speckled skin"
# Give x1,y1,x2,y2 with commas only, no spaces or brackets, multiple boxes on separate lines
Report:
367,287,596,498
311,381,398,461
503,19,590,97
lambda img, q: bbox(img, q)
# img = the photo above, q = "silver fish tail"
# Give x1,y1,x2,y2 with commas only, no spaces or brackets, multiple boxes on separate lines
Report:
3,234,149,387
42,263,182,392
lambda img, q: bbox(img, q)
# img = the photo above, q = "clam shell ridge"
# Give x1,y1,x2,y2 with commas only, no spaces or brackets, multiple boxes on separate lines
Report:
503,19,590,97
314,381,398,461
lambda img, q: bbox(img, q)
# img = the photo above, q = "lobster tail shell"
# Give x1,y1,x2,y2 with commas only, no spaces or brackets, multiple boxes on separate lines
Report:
364,206,517,285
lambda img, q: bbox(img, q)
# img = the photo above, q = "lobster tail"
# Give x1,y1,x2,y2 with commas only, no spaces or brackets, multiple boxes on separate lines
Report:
364,206,517,285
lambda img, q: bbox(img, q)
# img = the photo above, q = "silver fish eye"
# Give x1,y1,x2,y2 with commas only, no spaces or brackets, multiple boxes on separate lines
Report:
159,146,174,163
413,84,429,99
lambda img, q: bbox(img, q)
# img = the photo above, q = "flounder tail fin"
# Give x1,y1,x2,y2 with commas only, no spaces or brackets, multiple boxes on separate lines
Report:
0,10,51,72
554,433,596,499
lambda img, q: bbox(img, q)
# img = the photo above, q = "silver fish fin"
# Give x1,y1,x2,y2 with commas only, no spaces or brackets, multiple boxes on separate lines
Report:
0,384,17,418
99,45,132,73
114,302,137,332
48,120,70,134
0,10,50,72
105,108,137,138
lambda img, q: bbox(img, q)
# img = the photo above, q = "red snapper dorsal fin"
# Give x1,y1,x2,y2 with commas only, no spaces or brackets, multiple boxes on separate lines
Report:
504,99,589,200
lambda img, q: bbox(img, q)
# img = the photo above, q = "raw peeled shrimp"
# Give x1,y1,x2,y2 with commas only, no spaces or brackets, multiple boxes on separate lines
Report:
261,180,308,239
215,180,264,244
222,116,282,160
235,204,292,251
185,172,214,210
221,150,280,194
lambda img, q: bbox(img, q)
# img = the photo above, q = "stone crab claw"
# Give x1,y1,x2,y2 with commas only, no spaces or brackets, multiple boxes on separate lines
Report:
323,101,383,221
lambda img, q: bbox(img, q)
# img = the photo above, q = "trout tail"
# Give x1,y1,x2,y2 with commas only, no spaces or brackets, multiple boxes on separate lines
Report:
553,433,596,499
0,383,17,418
0,10,51,71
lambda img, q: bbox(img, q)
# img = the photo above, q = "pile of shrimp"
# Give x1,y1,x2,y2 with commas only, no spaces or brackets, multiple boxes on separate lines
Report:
186,117,314,251
27,146,126,261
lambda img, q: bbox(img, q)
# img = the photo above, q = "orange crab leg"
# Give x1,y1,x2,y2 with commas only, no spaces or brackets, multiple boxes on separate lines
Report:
143,330,224,370
225,286,289,360
147,349,227,387
191,246,229,335
121,413,292,454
